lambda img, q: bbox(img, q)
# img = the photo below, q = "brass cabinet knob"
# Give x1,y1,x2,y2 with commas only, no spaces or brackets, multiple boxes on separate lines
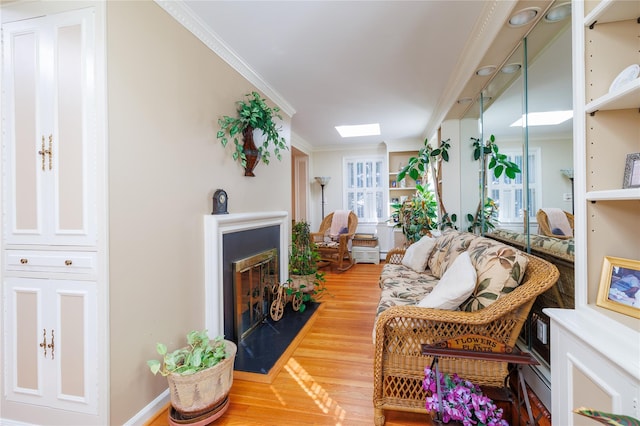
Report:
20,258,28,264
65,260,72,266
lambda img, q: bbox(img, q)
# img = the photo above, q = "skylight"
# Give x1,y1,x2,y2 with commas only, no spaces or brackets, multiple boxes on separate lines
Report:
510,110,573,127
335,123,381,138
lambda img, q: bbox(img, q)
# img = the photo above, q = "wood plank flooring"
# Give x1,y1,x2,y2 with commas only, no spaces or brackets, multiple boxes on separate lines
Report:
146,262,550,426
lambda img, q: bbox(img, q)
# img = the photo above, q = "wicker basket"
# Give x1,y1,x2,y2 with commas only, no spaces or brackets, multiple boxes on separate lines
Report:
167,340,237,416
352,234,378,247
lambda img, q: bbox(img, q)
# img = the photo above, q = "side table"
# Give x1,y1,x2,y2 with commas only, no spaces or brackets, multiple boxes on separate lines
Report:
352,245,380,264
422,338,539,426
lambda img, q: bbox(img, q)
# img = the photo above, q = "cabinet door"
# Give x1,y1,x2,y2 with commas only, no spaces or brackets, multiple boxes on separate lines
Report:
2,8,96,246
3,277,98,414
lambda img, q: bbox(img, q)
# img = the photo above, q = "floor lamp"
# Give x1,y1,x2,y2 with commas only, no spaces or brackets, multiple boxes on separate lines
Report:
315,176,331,218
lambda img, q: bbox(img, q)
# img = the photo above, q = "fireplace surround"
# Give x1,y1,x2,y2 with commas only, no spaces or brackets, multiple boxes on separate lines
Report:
204,212,288,340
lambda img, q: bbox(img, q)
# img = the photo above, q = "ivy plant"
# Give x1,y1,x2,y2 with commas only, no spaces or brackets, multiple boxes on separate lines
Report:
147,330,227,376
217,91,288,167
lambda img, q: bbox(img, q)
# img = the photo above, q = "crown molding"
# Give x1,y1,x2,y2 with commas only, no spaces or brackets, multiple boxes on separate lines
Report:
154,0,296,118
424,0,518,138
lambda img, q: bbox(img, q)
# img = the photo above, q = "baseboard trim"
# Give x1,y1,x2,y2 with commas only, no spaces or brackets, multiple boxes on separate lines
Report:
124,389,169,426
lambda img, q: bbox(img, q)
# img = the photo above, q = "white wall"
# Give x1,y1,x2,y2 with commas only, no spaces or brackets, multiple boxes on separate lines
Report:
310,144,387,232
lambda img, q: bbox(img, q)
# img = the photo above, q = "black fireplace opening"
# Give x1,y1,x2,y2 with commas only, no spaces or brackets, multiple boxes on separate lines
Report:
222,225,280,343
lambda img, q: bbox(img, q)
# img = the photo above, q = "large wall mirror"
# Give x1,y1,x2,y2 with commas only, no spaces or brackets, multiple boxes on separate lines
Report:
482,10,572,237
459,1,573,378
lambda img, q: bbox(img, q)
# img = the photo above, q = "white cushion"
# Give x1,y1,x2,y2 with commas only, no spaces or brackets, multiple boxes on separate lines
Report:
418,252,476,310
401,235,436,272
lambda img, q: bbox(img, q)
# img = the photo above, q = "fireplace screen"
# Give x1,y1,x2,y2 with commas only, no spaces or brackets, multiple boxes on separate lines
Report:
233,249,278,340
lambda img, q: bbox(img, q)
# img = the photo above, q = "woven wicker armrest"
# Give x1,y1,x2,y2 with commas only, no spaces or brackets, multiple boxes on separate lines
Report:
385,247,406,264
310,231,324,243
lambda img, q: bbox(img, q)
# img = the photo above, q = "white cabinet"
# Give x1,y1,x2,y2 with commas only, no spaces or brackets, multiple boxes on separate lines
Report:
3,277,98,414
1,4,105,424
546,1,640,423
2,7,97,247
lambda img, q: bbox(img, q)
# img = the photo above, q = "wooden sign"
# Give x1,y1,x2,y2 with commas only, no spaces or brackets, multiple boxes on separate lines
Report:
430,334,512,353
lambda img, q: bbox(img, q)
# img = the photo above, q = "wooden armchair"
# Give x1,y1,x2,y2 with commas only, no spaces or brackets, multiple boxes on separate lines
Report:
311,211,358,272
373,248,559,425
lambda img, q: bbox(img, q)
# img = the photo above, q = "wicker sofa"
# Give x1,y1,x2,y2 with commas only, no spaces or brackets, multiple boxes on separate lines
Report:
372,230,559,425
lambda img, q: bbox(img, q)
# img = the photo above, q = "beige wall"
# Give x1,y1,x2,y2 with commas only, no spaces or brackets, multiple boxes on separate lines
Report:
106,2,291,423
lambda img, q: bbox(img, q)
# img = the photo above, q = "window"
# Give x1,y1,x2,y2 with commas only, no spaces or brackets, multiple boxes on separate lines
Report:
488,148,541,225
344,157,384,223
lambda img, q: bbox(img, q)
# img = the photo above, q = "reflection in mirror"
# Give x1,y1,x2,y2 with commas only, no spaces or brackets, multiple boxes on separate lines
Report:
480,1,574,372
482,15,572,236
481,41,525,234
459,96,481,233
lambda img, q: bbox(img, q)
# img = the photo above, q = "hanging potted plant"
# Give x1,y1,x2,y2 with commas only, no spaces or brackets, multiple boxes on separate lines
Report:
147,330,237,421
216,91,289,176
287,221,327,311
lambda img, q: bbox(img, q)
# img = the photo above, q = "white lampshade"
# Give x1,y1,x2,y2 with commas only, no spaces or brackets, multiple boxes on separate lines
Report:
315,176,331,186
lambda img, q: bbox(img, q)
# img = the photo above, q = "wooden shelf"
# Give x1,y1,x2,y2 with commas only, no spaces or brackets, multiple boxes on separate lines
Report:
584,0,640,27
586,188,640,201
585,78,640,113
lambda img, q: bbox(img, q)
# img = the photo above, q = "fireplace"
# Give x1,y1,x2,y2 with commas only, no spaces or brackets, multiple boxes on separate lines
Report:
233,248,278,340
204,212,288,342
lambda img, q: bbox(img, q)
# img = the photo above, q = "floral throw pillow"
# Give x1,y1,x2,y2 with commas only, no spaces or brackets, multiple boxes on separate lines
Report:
427,229,461,278
459,238,529,312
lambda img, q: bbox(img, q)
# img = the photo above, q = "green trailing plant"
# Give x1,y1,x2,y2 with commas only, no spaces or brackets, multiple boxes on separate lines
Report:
397,138,455,230
468,134,521,234
216,91,288,167
287,221,327,312
147,330,227,376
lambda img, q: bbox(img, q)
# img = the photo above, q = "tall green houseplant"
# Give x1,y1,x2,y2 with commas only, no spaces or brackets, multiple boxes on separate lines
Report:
288,221,326,311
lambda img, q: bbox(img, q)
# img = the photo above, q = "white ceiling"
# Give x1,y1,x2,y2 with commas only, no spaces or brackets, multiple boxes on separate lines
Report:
179,0,489,149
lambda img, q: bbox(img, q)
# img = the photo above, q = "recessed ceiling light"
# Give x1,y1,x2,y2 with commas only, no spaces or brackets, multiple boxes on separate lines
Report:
509,7,539,27
335,123,381,138
475,65,497,76
545,2,571,22
501,63,522,74
510,110,573,127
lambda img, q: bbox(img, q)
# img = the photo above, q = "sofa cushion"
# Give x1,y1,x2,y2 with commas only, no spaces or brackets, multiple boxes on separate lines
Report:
418,252,476,310
459,237,529,312
377,263,439,317
401,235,437,272
428,230,476,278
427,229,461,277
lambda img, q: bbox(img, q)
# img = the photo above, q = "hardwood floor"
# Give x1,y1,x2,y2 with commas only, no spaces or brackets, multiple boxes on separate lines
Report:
146,263,550,426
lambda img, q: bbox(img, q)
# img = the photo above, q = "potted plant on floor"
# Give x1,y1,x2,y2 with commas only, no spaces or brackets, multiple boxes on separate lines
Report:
287,221,326,311
216,91,289,176
147,330,237,422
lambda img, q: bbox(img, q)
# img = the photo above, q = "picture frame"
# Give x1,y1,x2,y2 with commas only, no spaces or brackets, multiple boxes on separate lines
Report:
622,152,640,189
596,256,640,319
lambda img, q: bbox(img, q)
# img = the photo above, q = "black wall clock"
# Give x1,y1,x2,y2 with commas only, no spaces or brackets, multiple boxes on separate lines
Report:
212,189,228,214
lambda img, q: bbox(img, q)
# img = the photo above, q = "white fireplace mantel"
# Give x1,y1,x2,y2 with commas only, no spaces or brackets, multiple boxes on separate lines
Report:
204,211,289,337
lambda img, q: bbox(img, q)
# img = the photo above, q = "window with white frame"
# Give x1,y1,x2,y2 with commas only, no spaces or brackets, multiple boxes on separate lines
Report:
488,148,541,224
344,157,384,223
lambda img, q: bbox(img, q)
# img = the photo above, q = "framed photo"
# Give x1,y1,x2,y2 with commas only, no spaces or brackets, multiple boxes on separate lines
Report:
596,256,640,318
622,152,640,189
